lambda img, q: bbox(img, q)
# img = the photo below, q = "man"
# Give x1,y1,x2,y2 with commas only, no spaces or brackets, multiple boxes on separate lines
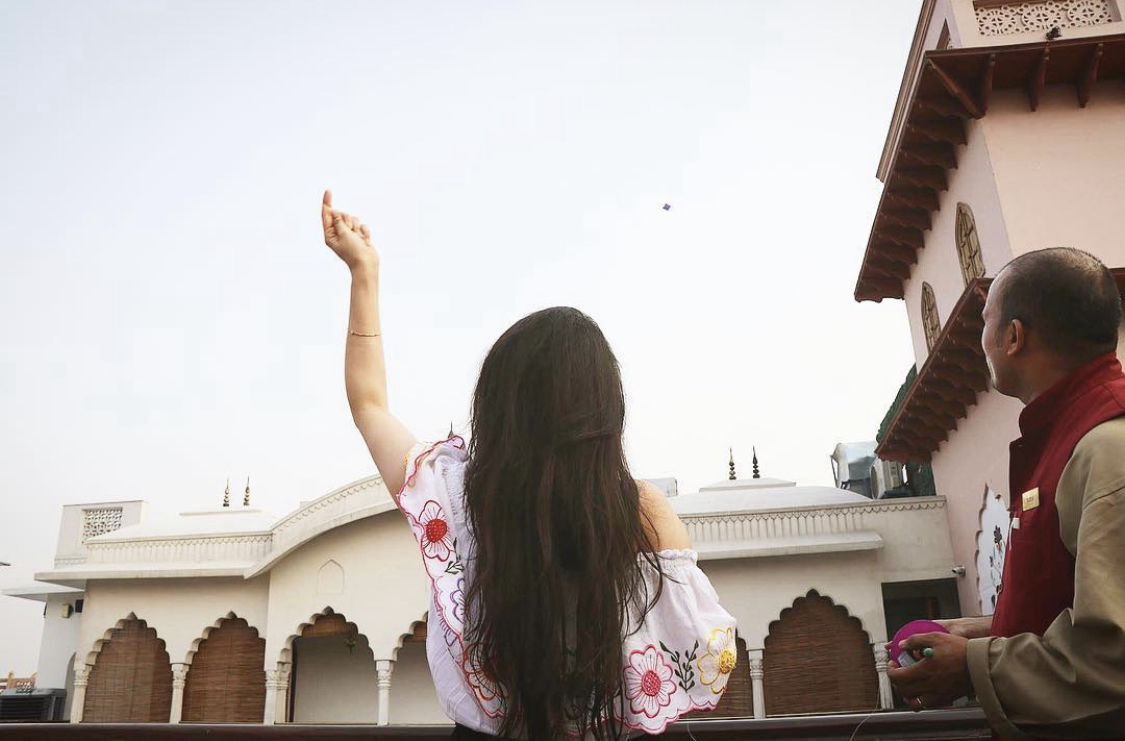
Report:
887,248,1125,739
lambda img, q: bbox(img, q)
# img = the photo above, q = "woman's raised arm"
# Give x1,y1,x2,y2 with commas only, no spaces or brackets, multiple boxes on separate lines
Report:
322,189,417,496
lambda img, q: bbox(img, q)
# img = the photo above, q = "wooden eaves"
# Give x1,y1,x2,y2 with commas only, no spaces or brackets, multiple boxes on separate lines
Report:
855,33,1125,303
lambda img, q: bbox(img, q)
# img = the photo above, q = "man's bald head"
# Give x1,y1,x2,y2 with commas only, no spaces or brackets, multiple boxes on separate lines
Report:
994,247,1121,362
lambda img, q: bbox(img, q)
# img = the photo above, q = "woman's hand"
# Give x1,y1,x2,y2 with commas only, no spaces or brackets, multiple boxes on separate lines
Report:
321,189,377,272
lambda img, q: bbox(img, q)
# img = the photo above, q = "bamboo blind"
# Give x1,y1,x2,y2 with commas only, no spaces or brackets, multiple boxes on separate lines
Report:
182,617,266,723
402,621,427,643
762,591,879,716
301,612,355,638
83,618,173,722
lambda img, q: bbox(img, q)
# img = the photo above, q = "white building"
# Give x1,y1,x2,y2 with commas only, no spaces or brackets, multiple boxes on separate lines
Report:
5,457,958,724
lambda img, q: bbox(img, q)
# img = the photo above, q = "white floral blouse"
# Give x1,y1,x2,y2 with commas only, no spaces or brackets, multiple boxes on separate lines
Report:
397,437,738,736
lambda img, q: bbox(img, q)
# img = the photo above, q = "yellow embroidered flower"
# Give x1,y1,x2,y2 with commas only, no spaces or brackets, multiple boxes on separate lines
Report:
697,627,736,694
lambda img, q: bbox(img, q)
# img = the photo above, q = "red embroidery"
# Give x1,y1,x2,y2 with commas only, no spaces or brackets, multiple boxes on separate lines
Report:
417,500,454,562
624,646,676,718
425,518,449,544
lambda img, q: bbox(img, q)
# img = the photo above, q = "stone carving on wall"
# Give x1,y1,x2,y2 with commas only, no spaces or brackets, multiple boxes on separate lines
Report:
81,507,124,539
976,487,1010,614
976,0,1116,36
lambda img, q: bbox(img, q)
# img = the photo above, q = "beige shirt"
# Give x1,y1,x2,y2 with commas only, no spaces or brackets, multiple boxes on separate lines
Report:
967,417,1125,739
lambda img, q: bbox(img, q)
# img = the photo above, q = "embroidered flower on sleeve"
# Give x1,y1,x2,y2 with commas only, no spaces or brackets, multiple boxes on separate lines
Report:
451,578,466,625
417,500,454,561
697,627,736,694
624,645,676,718
462,642,504,703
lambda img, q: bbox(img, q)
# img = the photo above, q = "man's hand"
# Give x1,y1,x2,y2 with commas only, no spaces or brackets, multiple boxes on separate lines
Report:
322,189,377,272
935,616,992,639
886,632,973,711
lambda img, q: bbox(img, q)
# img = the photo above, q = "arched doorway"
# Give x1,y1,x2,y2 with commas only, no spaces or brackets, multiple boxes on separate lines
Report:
182,616,266,722
288,610,378,723
83,617,173,722
390,619,446,725
763,590,878,716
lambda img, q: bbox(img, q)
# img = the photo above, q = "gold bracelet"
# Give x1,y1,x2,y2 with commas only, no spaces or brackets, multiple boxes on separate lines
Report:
348,330,381,338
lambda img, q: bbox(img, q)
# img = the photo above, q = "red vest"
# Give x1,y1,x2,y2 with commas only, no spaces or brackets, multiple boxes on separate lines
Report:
991,353,1125,638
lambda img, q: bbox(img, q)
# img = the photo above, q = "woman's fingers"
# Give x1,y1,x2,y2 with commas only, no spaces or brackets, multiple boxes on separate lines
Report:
322,190,334,231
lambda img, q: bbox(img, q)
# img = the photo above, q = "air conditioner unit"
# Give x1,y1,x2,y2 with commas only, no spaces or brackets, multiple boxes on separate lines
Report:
0,689,67,721
871,459,905,498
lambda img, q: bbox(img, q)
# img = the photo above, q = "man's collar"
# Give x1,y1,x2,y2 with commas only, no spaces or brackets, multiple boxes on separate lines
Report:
1019,353,1123,436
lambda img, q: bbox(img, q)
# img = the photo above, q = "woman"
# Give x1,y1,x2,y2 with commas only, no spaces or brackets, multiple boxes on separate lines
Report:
321,191,736,739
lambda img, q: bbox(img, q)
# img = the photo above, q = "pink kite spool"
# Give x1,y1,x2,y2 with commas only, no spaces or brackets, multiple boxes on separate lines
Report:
890,619,949,667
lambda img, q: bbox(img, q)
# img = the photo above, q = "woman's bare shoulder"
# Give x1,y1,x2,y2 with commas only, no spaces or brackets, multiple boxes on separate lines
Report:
636,480,692,551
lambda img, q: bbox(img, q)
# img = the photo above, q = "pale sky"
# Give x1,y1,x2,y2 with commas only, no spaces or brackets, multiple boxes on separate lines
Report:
0,0,919,674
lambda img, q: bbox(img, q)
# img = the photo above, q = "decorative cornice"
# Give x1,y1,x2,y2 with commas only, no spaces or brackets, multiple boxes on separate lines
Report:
681,497,946,553
271,475,384,535
680,495,946,523
878,0,938,181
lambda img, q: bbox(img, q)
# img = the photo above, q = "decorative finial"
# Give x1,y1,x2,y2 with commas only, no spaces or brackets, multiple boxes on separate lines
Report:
243,477,251,507
449,422,454,439
752,447,760,479
223,478,230,508
728,448,736,481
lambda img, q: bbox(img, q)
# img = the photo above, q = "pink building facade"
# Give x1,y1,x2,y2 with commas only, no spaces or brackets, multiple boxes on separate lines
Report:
856,0,1125,615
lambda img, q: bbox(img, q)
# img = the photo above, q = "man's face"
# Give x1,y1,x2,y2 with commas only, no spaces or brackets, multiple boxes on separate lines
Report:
981,275,1016,396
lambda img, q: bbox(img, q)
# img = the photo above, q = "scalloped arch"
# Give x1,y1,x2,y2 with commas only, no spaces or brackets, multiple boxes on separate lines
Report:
184,612,265,666
764,589,872,646
390,612,428,661
277,606,370,664
83,612,168,667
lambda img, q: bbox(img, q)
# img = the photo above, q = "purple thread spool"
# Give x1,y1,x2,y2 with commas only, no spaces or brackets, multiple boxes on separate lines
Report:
890,619,949,667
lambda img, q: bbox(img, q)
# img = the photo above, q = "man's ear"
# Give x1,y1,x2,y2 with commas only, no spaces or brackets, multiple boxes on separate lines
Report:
1007,319,1026,356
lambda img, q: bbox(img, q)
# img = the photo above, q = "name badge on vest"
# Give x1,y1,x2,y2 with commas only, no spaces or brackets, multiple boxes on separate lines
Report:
1022,487,1040,512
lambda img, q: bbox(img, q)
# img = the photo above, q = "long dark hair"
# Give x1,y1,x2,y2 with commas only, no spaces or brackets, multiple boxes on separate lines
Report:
463,307,663,740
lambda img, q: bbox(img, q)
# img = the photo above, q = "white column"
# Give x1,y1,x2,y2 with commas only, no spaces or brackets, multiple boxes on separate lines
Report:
69,665,92,723
263,670,279,725
169,663,188,723
263,663,291,725
376,659,394,726
276,662,291,724
748,649,765,719
873,644,894,710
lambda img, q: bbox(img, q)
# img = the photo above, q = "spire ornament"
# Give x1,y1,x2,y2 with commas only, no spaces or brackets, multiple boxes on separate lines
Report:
729,448,737,481
244,477,251,507
223,478,230,508
752,447,760,479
